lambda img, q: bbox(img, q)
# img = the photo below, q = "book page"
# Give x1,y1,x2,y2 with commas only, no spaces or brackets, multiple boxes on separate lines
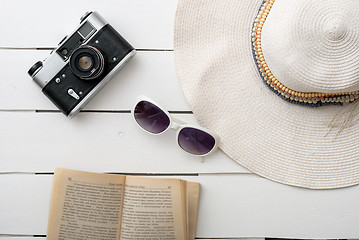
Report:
181,180,188,240
186,182,200,240
120,176,187,240
47,168,125,240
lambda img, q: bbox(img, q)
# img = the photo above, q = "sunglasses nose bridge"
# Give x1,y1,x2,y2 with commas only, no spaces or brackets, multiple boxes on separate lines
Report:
170,121,181,131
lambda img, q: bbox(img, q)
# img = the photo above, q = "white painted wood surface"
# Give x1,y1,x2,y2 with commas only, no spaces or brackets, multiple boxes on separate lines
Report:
0,0,176,49
1,0,359,239
0,50,191,111
0,111,247,173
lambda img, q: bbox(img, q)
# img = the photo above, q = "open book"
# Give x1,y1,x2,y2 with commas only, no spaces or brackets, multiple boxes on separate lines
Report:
47,168,200,240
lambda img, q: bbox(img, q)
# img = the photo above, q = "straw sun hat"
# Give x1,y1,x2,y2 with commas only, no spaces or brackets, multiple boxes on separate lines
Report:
174,0,359,189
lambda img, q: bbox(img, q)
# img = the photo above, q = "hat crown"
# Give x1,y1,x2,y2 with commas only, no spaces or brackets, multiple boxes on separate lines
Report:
324,18,346,41
261,0,359,94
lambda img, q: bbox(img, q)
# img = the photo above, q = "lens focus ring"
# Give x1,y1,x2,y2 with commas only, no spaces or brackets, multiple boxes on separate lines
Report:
70,45,105,80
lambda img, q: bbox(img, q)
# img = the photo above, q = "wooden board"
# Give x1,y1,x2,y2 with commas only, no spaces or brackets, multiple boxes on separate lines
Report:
0,50,191,111
2,0,359,238
0,111,248,173
0,238,46,240
1,174,359,239
0,0,176,49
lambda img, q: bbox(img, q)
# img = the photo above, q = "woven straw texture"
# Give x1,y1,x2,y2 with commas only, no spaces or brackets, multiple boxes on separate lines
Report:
174,0,359,189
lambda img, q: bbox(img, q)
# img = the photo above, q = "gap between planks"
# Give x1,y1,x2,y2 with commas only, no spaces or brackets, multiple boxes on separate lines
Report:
0,172,255,176
0,110,192,114
0,234,265,240
0,47,173,52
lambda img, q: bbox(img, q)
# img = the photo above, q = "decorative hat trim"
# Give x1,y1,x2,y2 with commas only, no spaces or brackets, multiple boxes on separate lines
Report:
251,0,359,107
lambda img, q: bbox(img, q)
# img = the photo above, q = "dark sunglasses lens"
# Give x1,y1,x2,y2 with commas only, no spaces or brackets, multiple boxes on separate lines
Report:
178,127,216,155
134,100,170,134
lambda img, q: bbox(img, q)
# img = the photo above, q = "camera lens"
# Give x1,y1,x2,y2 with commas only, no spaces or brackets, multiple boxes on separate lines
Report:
70,45,105,80
77,55,93,71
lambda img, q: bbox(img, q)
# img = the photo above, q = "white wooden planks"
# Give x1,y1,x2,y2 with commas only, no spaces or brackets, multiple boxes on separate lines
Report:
0,50,191,111
0,111,248,173
0,238,46,240
0,0,176,49
2,0,359,238
0,174,52,236
1,174,359,238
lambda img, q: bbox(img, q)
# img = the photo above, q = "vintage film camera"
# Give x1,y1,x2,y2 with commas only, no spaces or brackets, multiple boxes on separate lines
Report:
28,12,136,117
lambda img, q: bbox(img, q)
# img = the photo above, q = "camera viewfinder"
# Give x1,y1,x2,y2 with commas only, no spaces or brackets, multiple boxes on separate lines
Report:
56,22,96,61
78,22,95,38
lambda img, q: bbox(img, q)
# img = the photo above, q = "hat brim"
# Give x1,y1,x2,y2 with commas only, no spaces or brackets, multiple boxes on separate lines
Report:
174,0,359,189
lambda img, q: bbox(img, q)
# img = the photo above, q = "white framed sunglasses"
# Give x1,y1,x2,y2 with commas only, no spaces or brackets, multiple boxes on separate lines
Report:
132,96,220,157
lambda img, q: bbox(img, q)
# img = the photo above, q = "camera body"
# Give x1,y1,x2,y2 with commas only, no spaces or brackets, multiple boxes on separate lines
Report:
28,12,136,117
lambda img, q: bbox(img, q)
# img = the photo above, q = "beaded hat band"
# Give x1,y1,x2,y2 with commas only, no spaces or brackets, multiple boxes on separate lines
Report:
252,0,359,107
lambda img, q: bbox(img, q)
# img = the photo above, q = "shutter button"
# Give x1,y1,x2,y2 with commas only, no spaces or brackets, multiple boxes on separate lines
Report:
68,89,80,100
